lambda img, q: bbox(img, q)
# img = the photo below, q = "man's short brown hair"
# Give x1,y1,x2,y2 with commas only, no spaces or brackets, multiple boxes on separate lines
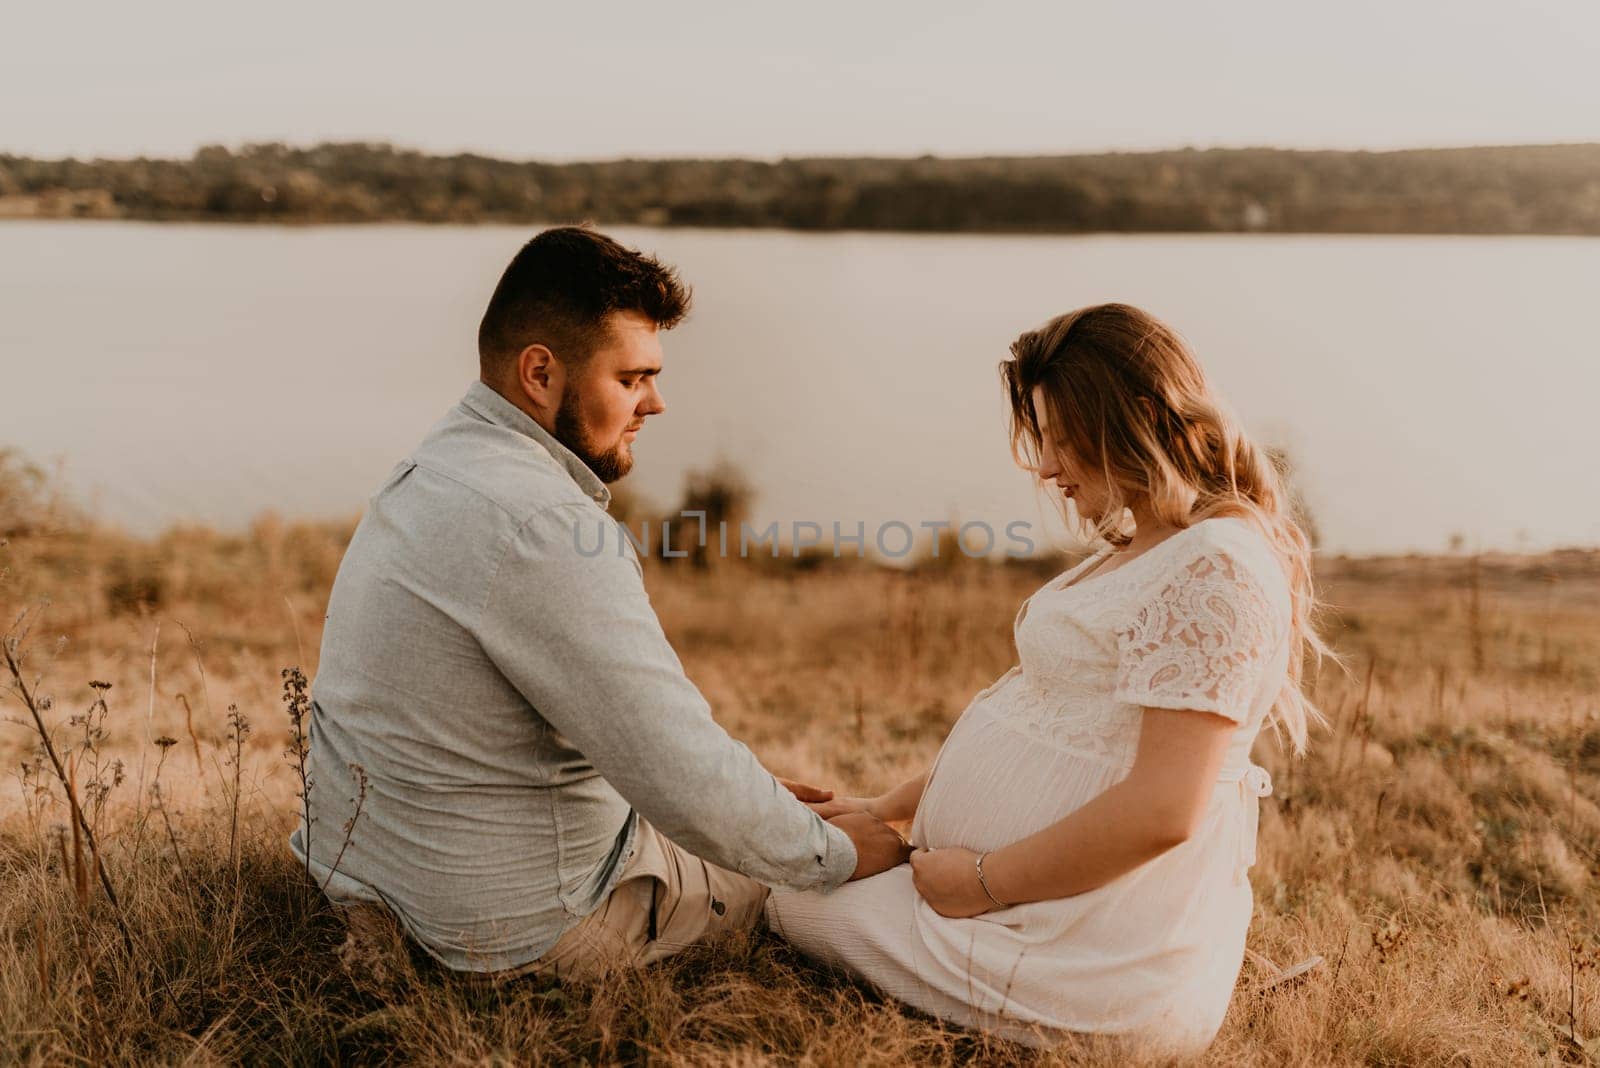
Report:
477,226,691,379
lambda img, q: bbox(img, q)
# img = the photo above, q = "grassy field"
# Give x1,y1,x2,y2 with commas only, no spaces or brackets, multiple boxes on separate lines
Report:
2,498,1598,1065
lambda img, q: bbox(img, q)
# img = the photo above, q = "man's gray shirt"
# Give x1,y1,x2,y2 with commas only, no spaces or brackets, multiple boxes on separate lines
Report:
290,381,856,972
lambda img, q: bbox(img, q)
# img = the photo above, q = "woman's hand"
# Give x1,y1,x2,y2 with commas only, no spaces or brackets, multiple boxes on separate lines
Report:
806,771,931,823
806,795,878,820
777,778,834,804
909,847,997,918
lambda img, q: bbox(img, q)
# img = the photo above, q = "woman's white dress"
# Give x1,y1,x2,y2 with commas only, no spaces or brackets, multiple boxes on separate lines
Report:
766,517,1291,1054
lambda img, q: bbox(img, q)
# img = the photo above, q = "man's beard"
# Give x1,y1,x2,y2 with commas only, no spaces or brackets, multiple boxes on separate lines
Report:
553,389,634,484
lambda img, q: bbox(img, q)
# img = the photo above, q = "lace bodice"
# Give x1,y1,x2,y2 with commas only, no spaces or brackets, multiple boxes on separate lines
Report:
983,517,1291,774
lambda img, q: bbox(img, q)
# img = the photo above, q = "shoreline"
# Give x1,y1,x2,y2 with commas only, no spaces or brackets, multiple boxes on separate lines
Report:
6,141,1599,236
6,210,1600,241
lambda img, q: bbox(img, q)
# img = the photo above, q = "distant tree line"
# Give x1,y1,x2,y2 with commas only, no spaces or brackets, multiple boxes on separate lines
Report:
2,142,1598,234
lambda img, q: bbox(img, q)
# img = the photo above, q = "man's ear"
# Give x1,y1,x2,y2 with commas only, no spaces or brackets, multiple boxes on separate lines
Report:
513,343,563,416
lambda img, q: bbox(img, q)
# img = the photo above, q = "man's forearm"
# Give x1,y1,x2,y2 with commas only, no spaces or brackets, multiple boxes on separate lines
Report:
631,723,859,891
534,654,860,892
480,504,859,893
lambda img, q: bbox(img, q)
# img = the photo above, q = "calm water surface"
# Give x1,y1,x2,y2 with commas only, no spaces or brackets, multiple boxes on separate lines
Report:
5,221,1598,555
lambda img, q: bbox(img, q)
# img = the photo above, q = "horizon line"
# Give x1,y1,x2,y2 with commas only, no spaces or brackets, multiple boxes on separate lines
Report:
6,138,1599,167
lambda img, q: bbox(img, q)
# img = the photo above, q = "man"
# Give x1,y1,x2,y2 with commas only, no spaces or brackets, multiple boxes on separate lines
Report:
290,226,908,979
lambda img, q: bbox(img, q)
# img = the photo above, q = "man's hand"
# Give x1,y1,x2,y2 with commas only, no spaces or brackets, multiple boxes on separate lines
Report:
777,778,834,804
829,810,911,881
909,846,995,918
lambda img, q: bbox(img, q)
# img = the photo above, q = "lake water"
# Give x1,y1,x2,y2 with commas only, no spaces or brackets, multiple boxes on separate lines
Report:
4,220,1598,555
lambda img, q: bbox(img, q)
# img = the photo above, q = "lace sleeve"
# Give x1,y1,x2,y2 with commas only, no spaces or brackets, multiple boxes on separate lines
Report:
1112,548,1283,722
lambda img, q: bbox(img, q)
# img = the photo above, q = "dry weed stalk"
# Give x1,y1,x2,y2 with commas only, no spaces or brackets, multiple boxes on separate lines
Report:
224,702,250,879
129,619,160,861
2,633,134,954
320,762,368,895
148,735,191,887
15,747,49,837
175,620,212,772
1563,926,1600,1053
1468,552,1485,672
70,679,123,840
282,665,314,882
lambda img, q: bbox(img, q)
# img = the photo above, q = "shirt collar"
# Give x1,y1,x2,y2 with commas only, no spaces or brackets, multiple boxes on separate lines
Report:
460,380,612,508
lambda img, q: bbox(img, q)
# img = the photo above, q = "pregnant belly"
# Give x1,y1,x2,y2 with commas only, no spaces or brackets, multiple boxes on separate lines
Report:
912,701,1131,853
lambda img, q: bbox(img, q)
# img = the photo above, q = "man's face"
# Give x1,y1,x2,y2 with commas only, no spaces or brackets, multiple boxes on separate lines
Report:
553,310,667,483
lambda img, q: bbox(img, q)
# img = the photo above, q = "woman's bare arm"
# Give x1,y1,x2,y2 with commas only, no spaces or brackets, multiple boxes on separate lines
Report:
909,707,1237,917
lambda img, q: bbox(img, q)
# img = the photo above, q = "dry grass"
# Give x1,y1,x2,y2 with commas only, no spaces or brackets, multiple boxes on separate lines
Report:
2,505,1599,1065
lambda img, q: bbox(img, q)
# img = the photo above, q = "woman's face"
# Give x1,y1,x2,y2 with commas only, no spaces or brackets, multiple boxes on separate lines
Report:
1030,385,1112,524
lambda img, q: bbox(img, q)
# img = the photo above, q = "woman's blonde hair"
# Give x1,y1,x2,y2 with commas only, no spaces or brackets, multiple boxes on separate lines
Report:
1000,302,1331,753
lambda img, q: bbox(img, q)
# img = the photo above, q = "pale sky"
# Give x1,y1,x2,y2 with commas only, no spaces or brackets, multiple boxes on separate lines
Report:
5,0,1598,160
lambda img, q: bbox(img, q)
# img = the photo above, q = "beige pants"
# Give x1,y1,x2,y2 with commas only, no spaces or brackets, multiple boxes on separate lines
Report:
503,819,770,983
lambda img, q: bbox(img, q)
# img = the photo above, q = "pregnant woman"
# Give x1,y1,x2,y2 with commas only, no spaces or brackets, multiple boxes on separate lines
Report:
767,303,1330,1055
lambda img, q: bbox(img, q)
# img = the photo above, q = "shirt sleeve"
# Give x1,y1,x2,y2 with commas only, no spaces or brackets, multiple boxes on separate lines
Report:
473,501,857,893
1111,545,1284,723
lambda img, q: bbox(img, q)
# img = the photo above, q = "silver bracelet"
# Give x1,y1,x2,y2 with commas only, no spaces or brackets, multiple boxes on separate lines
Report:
975,851,1008,909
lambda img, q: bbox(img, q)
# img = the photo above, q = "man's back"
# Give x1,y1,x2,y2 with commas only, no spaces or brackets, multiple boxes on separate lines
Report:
294,381,856,973
295,382,636,971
